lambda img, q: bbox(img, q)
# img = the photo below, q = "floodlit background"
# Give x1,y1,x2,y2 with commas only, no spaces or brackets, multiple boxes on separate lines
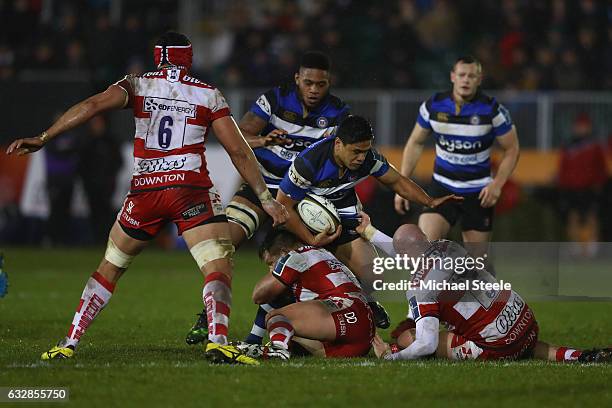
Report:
0,0,610,247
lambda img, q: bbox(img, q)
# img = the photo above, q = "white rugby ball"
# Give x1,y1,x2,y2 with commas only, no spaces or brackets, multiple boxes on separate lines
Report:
297,194,341,233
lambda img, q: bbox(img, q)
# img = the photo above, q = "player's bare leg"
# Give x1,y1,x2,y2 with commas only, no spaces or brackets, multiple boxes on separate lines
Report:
226,196,268,247
42,221,148,360
182,222,258,365
185,195,271,345
418,213,451,241
462,229,496,275
261,301,337,359
334,237,390,328
534,341,612,363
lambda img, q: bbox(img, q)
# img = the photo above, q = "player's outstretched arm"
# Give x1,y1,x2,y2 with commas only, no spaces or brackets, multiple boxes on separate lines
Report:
394,123,431,214
373,316,440,360
238,111,289,148
355,211,396,256
5,85,128,156
479,127,520,208
378,166,463,209
212,116,288,227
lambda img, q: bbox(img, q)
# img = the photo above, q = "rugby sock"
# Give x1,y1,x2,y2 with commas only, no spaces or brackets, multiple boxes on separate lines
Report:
203,272,232,345
65,271,115,348
555,347,582,362
245,305,269,345
245,297,293,344
267,315,294,350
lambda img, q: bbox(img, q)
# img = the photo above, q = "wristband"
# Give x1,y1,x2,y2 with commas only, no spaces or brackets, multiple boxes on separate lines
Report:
257,190,273,204
362,224,378,241
39,131,50,143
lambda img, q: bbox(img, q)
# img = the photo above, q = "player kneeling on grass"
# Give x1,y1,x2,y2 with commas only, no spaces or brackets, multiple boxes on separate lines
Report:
356,215,612,363
246,229,375,359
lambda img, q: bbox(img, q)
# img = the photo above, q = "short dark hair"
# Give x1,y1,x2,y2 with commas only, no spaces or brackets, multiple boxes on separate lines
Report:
299,51,331,71
452,55,482,72
336,115,374,144
155,31,191,47
258,229,300,260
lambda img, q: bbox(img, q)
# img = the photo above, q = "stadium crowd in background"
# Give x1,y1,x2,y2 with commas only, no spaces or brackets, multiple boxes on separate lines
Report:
1,0,611,90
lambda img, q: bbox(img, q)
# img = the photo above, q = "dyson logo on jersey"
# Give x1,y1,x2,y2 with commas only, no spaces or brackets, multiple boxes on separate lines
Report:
144,97,196,116
438,135,483,152
136,157,188,174
281,138,314,150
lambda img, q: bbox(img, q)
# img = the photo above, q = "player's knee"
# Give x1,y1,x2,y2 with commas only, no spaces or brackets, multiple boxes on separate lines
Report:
189,238,235,269
104,238,135,269
225,201,260,239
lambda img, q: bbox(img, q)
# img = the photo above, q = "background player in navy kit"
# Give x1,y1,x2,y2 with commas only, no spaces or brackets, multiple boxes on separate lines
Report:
277,115,462,328
394,56,520,256
186,51,350,344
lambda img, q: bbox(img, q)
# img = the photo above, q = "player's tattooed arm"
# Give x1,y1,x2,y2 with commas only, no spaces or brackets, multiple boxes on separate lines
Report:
6,85,127,156
214,116,288,227
239,112,289,148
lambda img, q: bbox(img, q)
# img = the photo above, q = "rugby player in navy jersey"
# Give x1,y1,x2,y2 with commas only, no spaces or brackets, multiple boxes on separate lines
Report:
186,51,350,345
394,56,520,257
275,115,462,329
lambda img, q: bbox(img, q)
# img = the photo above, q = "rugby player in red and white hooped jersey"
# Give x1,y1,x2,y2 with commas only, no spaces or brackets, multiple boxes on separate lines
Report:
6,31,288,365
355,213,612,363
245,229,375,360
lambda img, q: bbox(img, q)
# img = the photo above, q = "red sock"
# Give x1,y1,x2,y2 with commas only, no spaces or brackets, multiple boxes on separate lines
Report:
556,346,582,362
203,272,231,345
66,272,115,347
267,315,294,350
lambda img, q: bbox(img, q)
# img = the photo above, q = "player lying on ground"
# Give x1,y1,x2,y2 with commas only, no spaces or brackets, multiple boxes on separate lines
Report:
236,229,375,360
276,115,463,329
186,51,351,345
5,32,288,365
355,215,611,363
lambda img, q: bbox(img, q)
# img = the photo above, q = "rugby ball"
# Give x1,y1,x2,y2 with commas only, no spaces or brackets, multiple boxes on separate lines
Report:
297,194,341,233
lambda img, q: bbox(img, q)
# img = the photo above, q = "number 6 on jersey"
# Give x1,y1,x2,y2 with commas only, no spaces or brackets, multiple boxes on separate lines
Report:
143,96,196,151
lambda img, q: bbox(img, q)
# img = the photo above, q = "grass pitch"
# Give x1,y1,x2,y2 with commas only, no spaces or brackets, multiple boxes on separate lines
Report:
1,248,611,407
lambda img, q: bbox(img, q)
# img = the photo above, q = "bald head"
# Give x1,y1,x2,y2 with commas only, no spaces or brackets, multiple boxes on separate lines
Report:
393,224,428,256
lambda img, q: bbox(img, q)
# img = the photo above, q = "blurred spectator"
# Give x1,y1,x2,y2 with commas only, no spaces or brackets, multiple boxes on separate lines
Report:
1,0,609,91
0,43,15,80
554,48,585,90
557,113,607,254
44,113,82,246
78,115,122,244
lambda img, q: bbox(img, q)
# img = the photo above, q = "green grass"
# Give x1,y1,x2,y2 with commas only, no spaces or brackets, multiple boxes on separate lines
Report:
1,248,611,407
